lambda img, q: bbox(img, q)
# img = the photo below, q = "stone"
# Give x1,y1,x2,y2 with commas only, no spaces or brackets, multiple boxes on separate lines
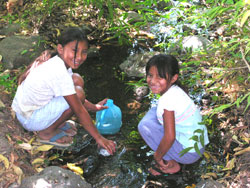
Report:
18,166,92,188
0,35,45,70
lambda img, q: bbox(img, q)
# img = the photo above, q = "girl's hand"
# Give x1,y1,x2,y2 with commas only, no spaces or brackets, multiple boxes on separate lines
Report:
96,136,116,155
95,98,108,111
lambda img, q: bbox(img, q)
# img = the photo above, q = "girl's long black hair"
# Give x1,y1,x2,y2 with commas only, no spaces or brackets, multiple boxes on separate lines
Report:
18,27,88,85
146,54,187,93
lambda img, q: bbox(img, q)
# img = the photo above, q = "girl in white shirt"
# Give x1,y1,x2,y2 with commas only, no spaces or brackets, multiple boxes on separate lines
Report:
138,54,209,175
12,27,116,154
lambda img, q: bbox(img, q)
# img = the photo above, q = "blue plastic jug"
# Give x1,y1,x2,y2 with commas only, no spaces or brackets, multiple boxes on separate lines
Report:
95,99,122,135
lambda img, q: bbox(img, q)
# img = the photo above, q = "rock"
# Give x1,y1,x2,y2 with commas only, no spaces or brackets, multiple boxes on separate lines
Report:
82,155,100,177
182,35,211,51
167,35,211,56
87,47,100,59
196,179,225,188
133,86,149,101
119,51,160,78
0,35,45,70
0,23,22,36
18,166,92,188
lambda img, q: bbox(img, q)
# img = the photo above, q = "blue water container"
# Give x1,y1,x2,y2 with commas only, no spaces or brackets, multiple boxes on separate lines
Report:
96,99,122,135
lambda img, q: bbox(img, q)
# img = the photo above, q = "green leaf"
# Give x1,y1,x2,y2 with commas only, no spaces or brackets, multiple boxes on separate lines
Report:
179,147,193,157
243,95,250,113
240,10,250,27
21,50,28,55
189,135,199,142
193,129,204,134
200,133,205,147
194,143,202,157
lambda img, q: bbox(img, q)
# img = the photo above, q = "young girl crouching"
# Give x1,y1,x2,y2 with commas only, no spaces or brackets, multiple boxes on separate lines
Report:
12,27,116,154
138,54,209,175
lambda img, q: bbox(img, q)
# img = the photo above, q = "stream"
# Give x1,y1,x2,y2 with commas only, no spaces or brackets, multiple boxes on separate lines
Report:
46,44,208,188
48,3,211,187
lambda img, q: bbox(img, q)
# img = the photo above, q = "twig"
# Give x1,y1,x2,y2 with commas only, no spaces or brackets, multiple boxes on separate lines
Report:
240,46,250,73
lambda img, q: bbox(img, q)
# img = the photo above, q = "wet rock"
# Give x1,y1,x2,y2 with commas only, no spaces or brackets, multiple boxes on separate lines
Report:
196,179,225,188
119,51,159,78
133,86,149,101
18,166,92,188
82,155,100,178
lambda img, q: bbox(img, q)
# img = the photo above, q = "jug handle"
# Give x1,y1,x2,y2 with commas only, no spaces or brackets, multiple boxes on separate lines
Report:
99,99,112,123
100,108,107,123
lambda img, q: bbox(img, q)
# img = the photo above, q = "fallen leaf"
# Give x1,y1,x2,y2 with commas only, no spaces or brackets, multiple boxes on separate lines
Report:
185,184,196,188
137,168,142,173
222,158,235,171
28,137,36,145
203,151,211,162
31,145,54,155
35,167,44,173
0,154,9,169
32,158,45,166
201,172,218,179
67,163,83,175
18,143,32,150
48,155,59,161
234,147,250,156
13,165,23,184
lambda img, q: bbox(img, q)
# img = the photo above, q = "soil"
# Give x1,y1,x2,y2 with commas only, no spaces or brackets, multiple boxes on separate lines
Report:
1,87,250,188
0,90,37,187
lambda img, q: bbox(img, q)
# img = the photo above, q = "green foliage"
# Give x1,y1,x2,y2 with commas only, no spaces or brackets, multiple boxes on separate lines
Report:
0,66,17,97
179,129,206,157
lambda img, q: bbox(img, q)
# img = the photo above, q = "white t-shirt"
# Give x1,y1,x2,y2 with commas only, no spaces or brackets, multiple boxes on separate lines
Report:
12,55,76,119
157,85,209,151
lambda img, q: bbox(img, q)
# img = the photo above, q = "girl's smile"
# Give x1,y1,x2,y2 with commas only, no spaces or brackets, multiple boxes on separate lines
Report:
57,40,88,69
146,66,178,95
146,66,169,95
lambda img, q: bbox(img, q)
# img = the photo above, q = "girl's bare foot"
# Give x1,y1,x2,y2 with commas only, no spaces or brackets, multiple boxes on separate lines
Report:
58,120,77,136
149,160,181,176
160,160,181,174
38,129,73,144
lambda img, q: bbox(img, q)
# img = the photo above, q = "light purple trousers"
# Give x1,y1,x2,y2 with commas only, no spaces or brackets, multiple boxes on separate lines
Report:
138,107,204,164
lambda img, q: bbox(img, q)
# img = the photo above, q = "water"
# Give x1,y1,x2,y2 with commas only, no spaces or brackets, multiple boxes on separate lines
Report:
53,44,204,188
47,6,212,186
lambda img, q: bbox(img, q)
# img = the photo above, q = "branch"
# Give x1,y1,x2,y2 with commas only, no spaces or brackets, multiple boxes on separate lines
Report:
240,46,250,73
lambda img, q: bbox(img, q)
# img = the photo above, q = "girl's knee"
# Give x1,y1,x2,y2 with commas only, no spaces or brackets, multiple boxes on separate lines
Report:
75,86,86,102
138,120,149,134
72,73,84,88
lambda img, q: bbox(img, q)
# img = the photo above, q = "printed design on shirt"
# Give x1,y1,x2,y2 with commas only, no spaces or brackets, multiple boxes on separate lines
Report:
175,103,196,123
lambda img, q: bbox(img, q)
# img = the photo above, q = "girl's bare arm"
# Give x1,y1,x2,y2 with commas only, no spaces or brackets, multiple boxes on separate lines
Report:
64,94,116,154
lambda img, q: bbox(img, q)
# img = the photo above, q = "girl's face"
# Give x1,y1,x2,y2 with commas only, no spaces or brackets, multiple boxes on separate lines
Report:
146,66,177,95
57,40,88,69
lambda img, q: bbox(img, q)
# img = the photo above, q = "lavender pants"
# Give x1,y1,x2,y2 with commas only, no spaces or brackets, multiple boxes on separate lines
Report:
138,107,204,164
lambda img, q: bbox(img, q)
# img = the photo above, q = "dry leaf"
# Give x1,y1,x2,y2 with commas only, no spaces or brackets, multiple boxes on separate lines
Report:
222,158,235,171
32,158,44,166
28,137,36,145
18,143,32,150
31,145,54,155
137,168,142,173
203,151,211,162
13,165,23,185
35,167,44,173
234,147,250,156
0,154,9,169
67,163,83,175
201,172,218,179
